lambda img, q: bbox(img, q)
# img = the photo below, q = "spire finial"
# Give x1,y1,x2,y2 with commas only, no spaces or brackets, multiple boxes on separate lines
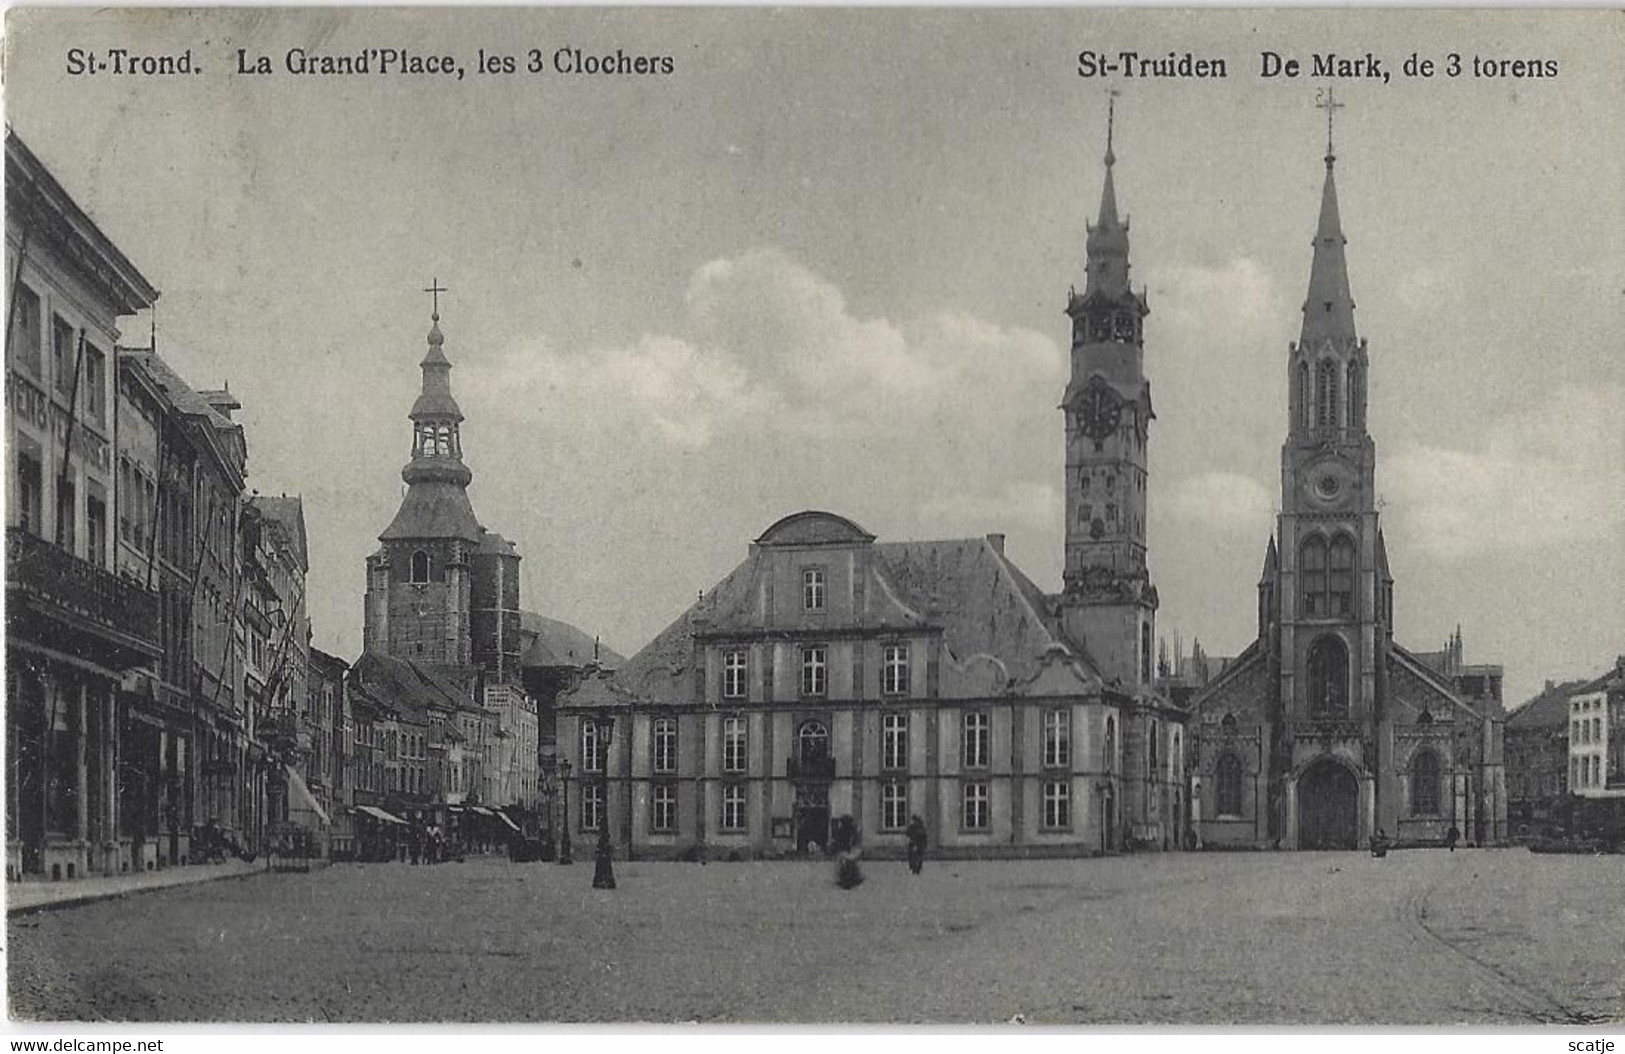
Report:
1316,87,1345,168
424,277,447,322
1104,88,1120,167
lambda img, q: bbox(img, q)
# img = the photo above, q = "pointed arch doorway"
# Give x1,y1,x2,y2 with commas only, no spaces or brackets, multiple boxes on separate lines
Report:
1297,758,1359,850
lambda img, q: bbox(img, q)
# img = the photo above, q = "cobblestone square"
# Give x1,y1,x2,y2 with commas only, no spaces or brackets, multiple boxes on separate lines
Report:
8,849,1621,1024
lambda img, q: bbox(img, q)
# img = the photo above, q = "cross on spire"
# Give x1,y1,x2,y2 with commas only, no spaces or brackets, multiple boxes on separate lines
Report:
423,277,447,320
1316,87,1345,166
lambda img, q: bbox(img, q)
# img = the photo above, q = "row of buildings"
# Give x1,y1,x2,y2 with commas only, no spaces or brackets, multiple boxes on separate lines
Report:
3,129,592,882
11,102,1612,880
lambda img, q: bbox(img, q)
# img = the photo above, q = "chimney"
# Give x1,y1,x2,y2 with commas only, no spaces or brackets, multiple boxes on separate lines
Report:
985,533,1006,555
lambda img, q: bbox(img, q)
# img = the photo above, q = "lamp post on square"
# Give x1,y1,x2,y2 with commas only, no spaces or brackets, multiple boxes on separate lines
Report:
557,759,573,865
592,716,616,890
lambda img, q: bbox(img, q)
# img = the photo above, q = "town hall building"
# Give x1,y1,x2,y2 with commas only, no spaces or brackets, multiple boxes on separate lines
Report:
1185,111,1508,850
558,110,1188,860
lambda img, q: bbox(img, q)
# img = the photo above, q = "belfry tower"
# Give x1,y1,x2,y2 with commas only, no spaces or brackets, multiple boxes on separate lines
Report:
1059,97,1158,689
363,284,483,665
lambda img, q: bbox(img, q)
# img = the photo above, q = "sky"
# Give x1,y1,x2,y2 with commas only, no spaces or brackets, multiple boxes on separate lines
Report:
7,8,1622,708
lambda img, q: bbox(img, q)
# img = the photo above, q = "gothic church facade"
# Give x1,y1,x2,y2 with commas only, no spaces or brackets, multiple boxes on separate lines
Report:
1186,128,1508,850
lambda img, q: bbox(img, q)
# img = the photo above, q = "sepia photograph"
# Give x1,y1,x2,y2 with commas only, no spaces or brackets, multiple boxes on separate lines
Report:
2,5,1622,1031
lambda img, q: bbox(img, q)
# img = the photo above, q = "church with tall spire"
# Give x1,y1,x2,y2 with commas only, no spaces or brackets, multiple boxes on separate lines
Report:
1187,98,1507,850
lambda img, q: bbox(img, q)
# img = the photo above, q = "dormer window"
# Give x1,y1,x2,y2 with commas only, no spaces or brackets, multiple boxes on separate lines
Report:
803,567,826,611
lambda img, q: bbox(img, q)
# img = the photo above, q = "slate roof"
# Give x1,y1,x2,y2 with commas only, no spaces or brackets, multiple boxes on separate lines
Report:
122,350,237,433
518,611,625,669
1507,678,1593,730
570,527,1107,708
379,480,482,542
349,651,481,721
251,495,308,568
876,538,1097,696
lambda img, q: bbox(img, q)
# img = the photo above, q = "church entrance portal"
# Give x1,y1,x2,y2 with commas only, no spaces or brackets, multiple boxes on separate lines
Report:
1297,758,1359,849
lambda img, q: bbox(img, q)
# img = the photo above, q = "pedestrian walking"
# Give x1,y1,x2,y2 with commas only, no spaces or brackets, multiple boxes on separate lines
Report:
1445,825,1459,852
905,814,927,876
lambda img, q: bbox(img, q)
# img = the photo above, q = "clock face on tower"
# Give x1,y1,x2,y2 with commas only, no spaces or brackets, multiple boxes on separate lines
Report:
1078,384,1122,440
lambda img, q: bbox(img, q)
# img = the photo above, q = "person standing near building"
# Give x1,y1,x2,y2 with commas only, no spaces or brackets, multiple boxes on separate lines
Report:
906,815,927,875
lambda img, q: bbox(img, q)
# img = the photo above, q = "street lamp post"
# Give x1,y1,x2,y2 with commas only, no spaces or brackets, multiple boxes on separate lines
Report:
592,717,616,890
557,759,573,865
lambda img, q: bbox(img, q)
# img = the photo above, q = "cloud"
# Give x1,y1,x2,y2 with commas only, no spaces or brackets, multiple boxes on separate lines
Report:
473,247,1063,448
1384,382,1625,559
1165,471,1275,535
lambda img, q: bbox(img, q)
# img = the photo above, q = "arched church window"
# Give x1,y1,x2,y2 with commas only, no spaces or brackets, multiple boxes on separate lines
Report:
1148,720,1159,777
437,425,453,457
1298,361,1312,431
1221,712,1238,733
1307,635,1349,715
1328,535,1355,616
1300,536,1327,616
1113,314,1135,343
1091,315,1112,342
1103,716,1116,774
1410,749,1441,815
1347,361,1364,430
1316,359,1340,430
1216,754,1243,817
1141,623,1152,683
410,549,430,584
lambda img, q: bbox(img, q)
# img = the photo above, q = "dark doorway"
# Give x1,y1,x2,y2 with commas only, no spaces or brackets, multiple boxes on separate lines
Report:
1298,758,1359,849
794,785,829,854
1102,785,1116,852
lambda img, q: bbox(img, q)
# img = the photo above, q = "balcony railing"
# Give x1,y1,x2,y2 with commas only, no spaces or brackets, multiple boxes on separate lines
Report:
7,527,160,660
787,754,836,781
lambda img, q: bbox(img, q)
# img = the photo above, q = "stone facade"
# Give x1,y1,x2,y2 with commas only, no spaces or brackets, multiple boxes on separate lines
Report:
1188,133,1507,850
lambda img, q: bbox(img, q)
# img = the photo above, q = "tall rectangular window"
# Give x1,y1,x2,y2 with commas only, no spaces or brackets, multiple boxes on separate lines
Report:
801,645,827,697
962,782,989,830
652,783,677,833
581,781,603,831
723,716,747,773
17,453,42,535
83,344,106,425
722,649,748,699
882,644,910,695
13,284,41,374
1044,708,1070,768
1043,780,1071,829
55,476,75,552
803,567,825,611
86,496,107,569
721,784,746,831
581,721,604,773
652,717,678,774
52,316,75,396
881,713,908,771
881,779,907,831
963,711,990,769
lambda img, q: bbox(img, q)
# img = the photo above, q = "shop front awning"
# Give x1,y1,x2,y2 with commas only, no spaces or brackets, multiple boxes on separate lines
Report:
355,805,407,825
285,765,331,826
494,811,520,832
